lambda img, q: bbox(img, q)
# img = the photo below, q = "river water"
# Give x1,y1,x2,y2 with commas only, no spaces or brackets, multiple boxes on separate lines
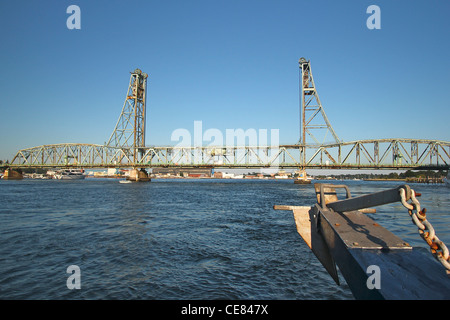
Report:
0,178,448,300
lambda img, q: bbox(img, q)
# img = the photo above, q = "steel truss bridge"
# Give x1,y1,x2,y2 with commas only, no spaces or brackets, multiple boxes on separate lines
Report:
8,60,450,171
10,139,450,170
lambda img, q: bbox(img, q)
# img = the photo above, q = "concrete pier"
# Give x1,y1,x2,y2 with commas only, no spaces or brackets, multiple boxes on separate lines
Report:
127,168,151,182
3,169,23,180
294,169,311,184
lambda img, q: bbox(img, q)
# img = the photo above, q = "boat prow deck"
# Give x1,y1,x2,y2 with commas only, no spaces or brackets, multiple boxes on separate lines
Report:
274,183,450,300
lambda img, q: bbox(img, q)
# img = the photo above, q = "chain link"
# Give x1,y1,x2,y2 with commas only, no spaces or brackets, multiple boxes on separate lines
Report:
399,187,450,274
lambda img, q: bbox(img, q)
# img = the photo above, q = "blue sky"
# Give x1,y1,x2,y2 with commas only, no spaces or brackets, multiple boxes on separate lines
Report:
0,0,449,161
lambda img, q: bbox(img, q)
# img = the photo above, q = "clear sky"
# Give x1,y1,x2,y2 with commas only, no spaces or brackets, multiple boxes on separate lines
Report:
1,0,449,161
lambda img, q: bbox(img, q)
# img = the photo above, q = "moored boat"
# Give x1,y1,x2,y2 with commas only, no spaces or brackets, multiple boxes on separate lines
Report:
54,169,85,180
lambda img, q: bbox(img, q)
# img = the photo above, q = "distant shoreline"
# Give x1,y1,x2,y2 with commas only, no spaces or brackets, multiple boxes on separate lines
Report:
364,178,405,181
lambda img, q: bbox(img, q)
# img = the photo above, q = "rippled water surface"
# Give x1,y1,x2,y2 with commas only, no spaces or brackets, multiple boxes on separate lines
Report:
0,178,448,299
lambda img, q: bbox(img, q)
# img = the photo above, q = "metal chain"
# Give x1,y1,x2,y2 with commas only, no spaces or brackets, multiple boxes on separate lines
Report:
399,187,450,274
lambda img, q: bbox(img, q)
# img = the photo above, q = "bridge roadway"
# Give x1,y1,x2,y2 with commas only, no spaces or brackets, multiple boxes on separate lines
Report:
7,138,450,170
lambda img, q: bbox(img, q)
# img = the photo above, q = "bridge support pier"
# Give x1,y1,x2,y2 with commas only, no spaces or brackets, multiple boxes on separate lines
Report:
294,169,311,184
127,168,151,182
2,168,23,180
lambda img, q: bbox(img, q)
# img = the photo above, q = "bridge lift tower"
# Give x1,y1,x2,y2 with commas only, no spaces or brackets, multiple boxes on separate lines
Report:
299,57,340,147
297,57,340,182
107,68,150,181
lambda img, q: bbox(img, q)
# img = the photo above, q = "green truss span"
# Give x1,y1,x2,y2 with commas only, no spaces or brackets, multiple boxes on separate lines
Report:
8,140,450,170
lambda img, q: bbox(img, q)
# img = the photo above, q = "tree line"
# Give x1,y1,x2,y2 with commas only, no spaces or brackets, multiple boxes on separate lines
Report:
315,170,448,180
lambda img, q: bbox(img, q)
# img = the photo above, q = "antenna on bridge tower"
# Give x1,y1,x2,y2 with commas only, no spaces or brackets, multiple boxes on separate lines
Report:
107,68,148,163
299,58,340,146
